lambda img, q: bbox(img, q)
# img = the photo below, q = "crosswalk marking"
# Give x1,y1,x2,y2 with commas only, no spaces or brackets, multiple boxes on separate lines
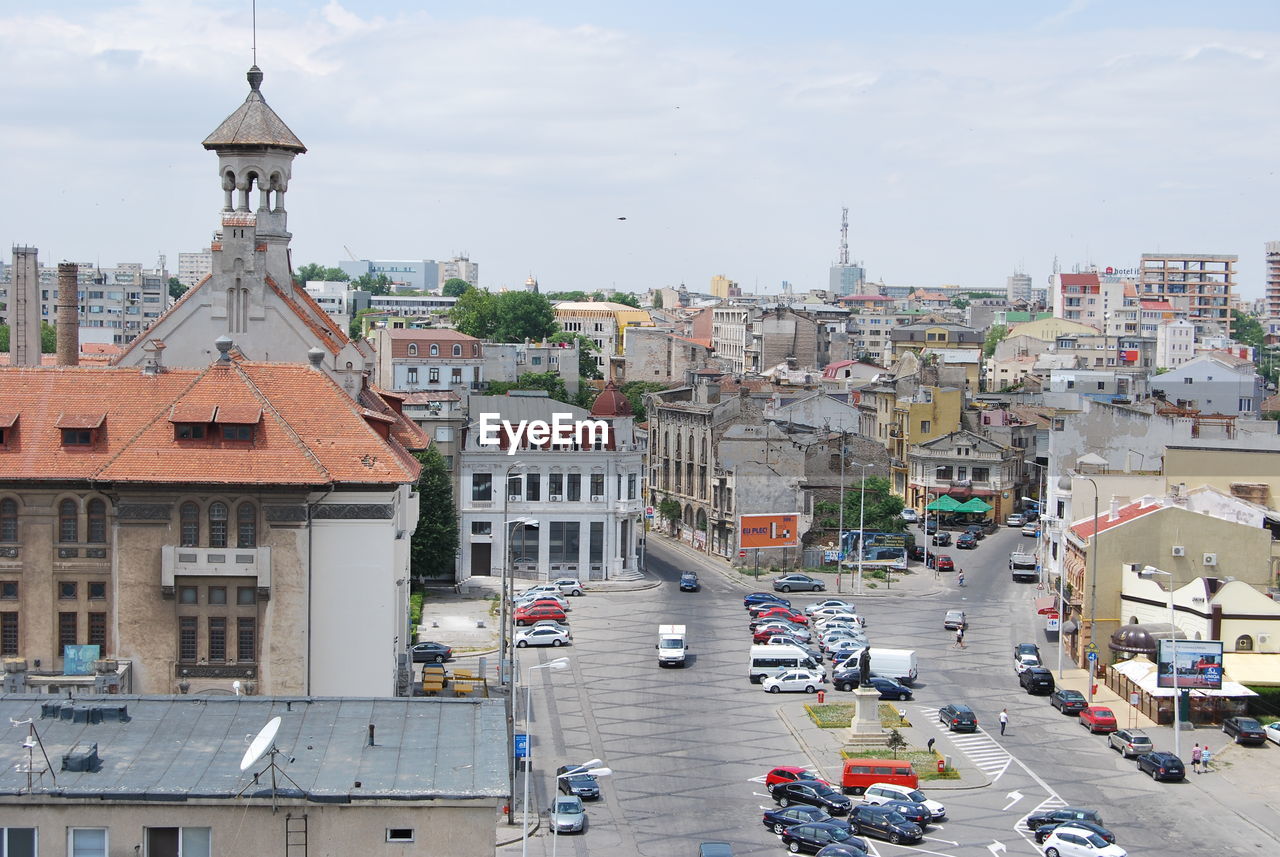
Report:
917,707,1014,777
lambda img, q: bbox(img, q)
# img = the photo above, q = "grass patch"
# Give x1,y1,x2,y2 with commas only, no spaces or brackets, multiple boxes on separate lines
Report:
805,702,912,729
879,703,911,727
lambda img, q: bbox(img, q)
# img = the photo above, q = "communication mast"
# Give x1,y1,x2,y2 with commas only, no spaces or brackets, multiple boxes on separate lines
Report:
838,207,850,266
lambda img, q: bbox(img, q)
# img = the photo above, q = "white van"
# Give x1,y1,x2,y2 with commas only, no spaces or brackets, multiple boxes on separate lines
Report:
748,644,821,684
835,647,918,685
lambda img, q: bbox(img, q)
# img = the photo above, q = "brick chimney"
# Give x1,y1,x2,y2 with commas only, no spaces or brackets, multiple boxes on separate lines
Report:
56,262,80,366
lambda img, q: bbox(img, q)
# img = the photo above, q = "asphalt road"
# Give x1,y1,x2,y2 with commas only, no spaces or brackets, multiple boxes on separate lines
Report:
502,524,1280,856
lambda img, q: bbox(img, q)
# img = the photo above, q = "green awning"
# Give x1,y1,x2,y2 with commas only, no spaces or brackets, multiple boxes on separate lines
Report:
955,497,993,513
925,495,962,511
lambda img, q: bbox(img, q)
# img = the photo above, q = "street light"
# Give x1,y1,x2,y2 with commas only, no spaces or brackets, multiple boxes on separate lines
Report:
552,762,612,857
849,461,872,596
521,656,570,855
1137,566,1182,759
1059,471,1100,704
922,492,937,579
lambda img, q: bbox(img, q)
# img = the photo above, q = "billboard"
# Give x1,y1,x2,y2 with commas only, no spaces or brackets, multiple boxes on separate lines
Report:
739,514,800,549
1156,639,1224,690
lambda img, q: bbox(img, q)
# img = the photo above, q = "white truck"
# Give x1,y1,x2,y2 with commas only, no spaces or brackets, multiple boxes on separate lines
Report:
836,647,919,685
657,624,688,667
1010,549,1038,582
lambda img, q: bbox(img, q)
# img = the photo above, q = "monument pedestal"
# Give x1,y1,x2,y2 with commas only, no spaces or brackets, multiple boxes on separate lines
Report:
843,685,888,749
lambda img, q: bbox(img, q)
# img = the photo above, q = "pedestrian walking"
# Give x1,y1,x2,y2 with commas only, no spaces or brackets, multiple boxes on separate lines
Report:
1191,744,1202,773
1202,746,1212,772
999,708,1009,736
954,627,966,649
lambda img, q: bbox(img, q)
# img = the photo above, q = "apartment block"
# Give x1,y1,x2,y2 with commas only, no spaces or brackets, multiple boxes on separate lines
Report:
1139,253,1235,336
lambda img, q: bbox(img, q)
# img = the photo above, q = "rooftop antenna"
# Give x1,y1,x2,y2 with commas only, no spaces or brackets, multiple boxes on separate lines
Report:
838,207,850,266
237,716,303,813
10,718,56,793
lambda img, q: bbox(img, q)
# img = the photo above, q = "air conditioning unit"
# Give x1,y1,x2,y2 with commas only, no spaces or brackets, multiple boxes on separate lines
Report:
590,495,604,502
508,495,522,502
1171,546,1186,557
549,495,564,502
1203,553,1218,566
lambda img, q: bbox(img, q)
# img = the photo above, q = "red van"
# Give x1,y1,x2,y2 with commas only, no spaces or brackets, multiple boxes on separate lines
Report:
840,758,918,795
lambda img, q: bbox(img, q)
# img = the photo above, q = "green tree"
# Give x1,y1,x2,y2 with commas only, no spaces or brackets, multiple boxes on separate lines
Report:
611,293,640,308
814,476,904,535
442,278,472,297
486,372,572,404
983,324,1008,359
410,446,458,581
886,727,908,759
545,291,587,302
449,288,499,339
168,276,188,301
652,291,664,309
1232,309,1264,349
4,323,58,353
550,332,602,379
353,273,392,296
493,290,558,343
619,381,670,423
349,308,380,339
951,297,970,309
295,263,350,285
658,497,681,528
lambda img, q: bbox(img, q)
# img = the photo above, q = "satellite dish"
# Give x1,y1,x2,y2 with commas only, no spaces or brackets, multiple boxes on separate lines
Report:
240,716,281,772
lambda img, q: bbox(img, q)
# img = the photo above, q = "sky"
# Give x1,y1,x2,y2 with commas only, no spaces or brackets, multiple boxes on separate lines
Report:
2,1,1279,297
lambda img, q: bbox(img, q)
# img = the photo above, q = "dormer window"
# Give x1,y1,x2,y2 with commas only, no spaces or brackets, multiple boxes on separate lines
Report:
430,344,439,356
0,413,16,449
214,404,262,444
221,425,254,441
452,344,462,356
408,343,418,356
56,413,105,447
176,424,207,439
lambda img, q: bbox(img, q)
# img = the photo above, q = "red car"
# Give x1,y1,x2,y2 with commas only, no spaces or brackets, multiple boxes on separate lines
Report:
1079,706,1117,734
752,607,809,626
752,624,808,643
935,555,955,572
514,603,567,626
764,765,831,788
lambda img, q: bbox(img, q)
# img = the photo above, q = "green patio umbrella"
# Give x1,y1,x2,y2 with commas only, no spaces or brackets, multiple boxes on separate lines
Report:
955,497,993,513
925,495,962,512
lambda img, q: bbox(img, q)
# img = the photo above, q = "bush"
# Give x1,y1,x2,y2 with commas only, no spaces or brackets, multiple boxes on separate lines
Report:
409,591,425,628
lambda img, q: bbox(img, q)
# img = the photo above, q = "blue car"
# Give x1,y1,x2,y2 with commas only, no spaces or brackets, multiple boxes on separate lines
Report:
680,572,700,592
744,592,791,610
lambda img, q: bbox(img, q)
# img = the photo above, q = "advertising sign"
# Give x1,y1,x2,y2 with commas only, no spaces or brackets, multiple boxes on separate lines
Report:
63,644,100,676
1046,612,1060,633
739,514,800,549
514,733,530,758
1157,639,1224,689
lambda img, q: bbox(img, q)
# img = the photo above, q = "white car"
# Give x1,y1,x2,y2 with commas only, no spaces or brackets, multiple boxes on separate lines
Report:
1264,720,1280,745
815,613,864,631
804,599,856,616
1041,827,1127,857
826,639,867,661
552,577,585,596
901,509,919,523
515,626,571,648
520,584,561,598
809,605,859,620
861,782,946,820
761,668,826,694
1015,653,1042,674
515,591,570,612
530,619,572,635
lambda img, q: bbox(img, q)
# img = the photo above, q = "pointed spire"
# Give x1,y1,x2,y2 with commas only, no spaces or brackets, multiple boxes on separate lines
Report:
203,66,306,153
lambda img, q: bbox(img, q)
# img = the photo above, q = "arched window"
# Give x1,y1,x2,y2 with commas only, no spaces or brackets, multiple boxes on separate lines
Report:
452,344,462,356
237,503,258,548
0,499,16,543
1236,635,1254,651
87,499,107,544
180,502,200,547
408,343,418,356
209,502,229,548
430,344,439,356
58,499,78,543
472,343,479,356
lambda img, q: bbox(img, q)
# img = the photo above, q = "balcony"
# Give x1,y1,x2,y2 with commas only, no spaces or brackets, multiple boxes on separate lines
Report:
161,545,272,591
888,426,903,438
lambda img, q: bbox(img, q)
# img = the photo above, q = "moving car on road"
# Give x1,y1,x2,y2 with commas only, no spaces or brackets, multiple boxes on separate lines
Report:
1079,707,1118,734
1022,523,1039,537
931,532,952,547
679,571,700,592
955,532,978,549
556,764,601,799
832,673,911,699
1265,720,1280,745
1050,689,1088,714
900,508,919,523
1222,715,1268,745
1107,729,1153,758
550,795,587,834
934,555,955,571
938,703,978,732
1005,512,1026,526
774,573,827,593
943,610,967,630
1136,751,1185,781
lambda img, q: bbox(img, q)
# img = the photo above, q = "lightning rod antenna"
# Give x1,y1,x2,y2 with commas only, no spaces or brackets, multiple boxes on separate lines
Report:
252,0,258,66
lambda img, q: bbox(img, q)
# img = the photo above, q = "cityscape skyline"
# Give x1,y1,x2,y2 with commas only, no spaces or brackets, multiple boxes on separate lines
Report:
1,1,1278,296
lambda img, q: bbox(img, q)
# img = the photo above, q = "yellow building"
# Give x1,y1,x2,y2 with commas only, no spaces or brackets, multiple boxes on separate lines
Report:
1006,316,1099,341
710,274,739,299
884,386,963,496
553,301,653,375
889,323,983,360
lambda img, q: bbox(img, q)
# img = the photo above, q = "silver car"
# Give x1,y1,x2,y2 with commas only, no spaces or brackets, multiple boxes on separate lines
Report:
943,610,966,630
1108,728,1154,758
550,795,587,833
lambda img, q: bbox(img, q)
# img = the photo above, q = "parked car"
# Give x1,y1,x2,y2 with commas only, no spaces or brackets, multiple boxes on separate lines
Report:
1015,642,1042,659
832,674,912,699
754,623,812,643
1015,653,1042,674
1005,512,1026,526
861,782,945,820
1024,508,1040,522
774,573,826,593
515,592,570,612
908,545,926,562
826,640,869,663
934,555,955,571
556,764,601,799
762,668,826,694
955,532,978,549
923,518,938,534
1019,667,1055,694
1265,720,1280,745
1033,821,1114,846
846,804,922,845
515,626,571,648
698,843,734,857
552,577,585,596
964,523,987,540
1050,689,1088,715
943,609,966,630
529,619,572,635
770,780,852,815
1041,829,1127,857
513,603,567,625
900,508,919,523
1025,807,1105,831
679,571,700,592
409,641,453,664
880,799,931,828
1222,715,1268,745
1107,729,1153,758
781,822,868,855
752,607,810,627
765,766,832,789
765,636,823,662
1021,523,1039,537
549,794,587,834
1136,751,1185,781
809,603,859,620
745,592,791,610
1079,707,1118,734
813,845,870,857
760,804,843,834
938,703,978,732
931,532,952,547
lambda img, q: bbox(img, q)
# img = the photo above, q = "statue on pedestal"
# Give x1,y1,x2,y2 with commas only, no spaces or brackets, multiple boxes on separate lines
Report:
858,647,872,687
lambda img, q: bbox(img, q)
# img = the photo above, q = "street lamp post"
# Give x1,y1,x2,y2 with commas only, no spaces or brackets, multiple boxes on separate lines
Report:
1060,472,1100,704
1138,567,1182,759
521,656,570,855
923,492,936,580
849,461,872,596
552,762,611,857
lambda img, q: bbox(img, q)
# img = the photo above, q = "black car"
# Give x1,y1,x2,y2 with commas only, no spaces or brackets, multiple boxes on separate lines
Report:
1015,642,1042,659
1136,751,1186,781
830,671,908,699
1033,820,1115,845
556,764,601,799
679,571,700,592
964,523,987,539
410,641,453,664
881,799,931,828
761,804,840,835
814,846,870,857
931,531,951,546
1222,715,1267,745
922,518,938,534
771,781,852,816
1025,807,1104,831
745,592,791,610
847,805,922,845
781,822,868,855
955,532,978,549
908,545,926,562
938,703,978,732
1019,667,1055,695
1050,688,1088,715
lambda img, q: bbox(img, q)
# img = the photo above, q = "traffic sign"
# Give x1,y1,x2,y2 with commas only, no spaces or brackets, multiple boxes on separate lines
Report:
1087,651,1098,662
645,506,655,518
1085,641,1098,653
514,733,529,758
738,550,747,558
